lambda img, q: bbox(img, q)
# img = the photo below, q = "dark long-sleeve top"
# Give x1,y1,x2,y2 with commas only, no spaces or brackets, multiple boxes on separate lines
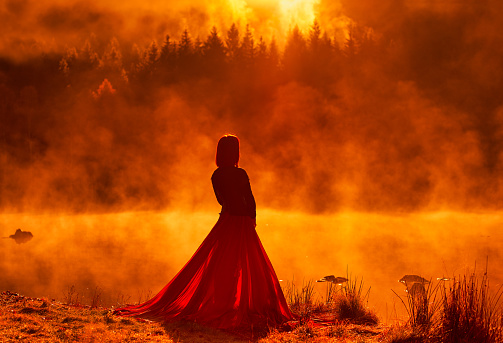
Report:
211,166,256,219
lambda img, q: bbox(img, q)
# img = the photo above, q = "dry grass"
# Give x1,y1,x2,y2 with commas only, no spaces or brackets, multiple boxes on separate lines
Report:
392,268,503,343
283,274,378,326
3,269,502,342
433,272,503,343
283,278,317,321
0,289,388,342
392,279,442,332
332,276,379,325
274,275,382,342
0,290,244,342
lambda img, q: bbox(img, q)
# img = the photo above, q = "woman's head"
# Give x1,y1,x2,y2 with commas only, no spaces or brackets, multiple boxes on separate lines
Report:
216,134,240,167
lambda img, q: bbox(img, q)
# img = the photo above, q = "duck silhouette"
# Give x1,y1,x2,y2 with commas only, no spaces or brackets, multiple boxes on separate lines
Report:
316,275,348,285
399,274,430,286
3,229,33,244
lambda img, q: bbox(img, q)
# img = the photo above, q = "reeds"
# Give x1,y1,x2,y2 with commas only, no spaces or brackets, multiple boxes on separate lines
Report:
283,273,378,326
90,286,102,308
62,285,103,308
435,272,503,343
393,268,503,342
283,278,316,321
392,279,442,331
333,274,378,325
63,285,82,306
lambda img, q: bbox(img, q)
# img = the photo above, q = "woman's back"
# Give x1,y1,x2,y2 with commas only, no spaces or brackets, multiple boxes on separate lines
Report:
211,166,256,219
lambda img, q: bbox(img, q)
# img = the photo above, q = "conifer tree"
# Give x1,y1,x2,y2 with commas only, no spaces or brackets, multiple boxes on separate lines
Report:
159,34,177,80
177,29,194,73
202,27,226,77
308,19,322,54
100,37,127,84
204,27,226,64
268,37,280,68
160,35,176,63
147,40,160,65
283,25,307,80
193,37,203,56
256,36,267,63
226,23,240,64
178,29,193,59
204,27,225,54
59,47,78,76
79,39,100,71
240,24,255,67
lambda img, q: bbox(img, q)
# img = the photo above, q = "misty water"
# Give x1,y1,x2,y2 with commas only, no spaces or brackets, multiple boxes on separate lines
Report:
1,209,502,322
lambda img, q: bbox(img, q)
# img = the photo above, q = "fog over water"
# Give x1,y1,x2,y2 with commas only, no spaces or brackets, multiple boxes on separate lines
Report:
1,0,503,320
1,210,502,321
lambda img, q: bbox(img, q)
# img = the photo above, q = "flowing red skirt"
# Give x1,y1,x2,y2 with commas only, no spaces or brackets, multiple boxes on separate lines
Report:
114,212,296,329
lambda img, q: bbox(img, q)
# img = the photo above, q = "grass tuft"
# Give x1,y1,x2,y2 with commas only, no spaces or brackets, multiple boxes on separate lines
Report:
434,272,503,343
63,285,82,306
392,278,441,332
283,278,316,321
333,275,378,325
283,273,378,327
90,286,102,308
393,263,503,343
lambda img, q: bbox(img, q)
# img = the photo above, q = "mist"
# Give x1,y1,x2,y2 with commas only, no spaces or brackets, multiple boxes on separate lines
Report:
1,0,503,319
1,210,501,321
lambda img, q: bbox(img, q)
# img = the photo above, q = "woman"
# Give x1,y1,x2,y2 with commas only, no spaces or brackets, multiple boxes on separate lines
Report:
114,134,295,329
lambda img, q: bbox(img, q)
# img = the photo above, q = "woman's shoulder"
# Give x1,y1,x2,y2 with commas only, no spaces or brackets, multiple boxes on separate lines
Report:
237,167,249,177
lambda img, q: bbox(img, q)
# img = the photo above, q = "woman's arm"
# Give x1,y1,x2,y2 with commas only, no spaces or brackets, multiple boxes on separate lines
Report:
242,170,256,219
211,177,224,206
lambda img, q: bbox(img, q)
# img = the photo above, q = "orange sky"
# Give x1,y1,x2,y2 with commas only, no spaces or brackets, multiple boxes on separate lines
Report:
1,0,342,60
0,0,489,62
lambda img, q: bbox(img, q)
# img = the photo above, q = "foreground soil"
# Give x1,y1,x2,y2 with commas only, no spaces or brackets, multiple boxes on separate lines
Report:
0,291,391,342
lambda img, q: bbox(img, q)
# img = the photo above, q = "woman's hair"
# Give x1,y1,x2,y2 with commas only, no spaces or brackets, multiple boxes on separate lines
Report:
216,134,240,167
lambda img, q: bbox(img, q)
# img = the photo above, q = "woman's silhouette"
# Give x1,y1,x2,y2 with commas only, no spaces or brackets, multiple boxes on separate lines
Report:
115,134,295,328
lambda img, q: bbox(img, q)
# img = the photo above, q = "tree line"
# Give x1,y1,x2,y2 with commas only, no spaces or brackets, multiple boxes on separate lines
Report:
3,16,502,213
58,21,379,92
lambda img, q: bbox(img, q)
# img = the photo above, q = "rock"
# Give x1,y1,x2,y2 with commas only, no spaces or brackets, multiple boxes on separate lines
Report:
5,229,33,244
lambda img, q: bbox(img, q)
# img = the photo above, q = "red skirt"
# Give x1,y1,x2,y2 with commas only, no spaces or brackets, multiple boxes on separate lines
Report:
114,212,296,329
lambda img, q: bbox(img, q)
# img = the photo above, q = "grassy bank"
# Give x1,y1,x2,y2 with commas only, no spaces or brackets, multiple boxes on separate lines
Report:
0,286,384,342
2,271,502,342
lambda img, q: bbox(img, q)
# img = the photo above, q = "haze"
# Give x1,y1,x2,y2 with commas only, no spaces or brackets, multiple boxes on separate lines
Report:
1,0,503,319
